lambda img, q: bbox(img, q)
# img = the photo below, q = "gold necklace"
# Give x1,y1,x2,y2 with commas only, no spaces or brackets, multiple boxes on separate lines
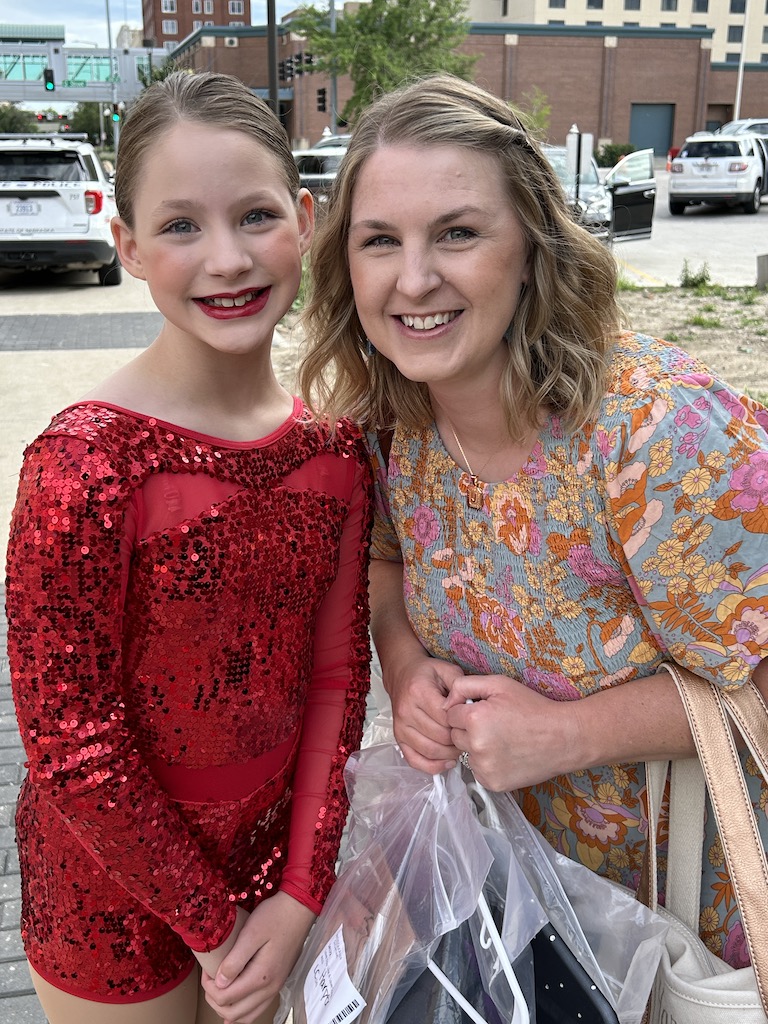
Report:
449,424,495,510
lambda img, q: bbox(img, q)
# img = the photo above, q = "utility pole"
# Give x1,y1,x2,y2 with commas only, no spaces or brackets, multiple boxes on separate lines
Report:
267,0,279,114
105,0,119,154
328,0,338,134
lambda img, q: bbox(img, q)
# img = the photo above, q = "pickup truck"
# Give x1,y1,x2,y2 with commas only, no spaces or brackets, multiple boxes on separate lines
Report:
0,132,121,285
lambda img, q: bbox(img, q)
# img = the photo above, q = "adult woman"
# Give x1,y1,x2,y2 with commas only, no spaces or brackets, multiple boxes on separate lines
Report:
6,71,372,1024
300,73,768,964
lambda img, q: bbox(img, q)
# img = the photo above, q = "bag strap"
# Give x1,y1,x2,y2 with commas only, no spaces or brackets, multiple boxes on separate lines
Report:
657,663,768,1012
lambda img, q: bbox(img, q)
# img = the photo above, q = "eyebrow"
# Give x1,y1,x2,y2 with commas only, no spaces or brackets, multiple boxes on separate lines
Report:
350,205,488,232
151,191,281,215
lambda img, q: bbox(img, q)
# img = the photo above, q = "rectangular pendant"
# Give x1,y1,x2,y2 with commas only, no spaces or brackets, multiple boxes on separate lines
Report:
466,482,483,510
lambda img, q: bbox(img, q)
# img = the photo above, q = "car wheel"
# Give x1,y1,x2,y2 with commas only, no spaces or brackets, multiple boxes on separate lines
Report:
743,182,761,215
669,200,686,216
98,253,122,286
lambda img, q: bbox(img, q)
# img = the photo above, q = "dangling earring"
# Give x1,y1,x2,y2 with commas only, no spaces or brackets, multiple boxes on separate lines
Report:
365,338,377,356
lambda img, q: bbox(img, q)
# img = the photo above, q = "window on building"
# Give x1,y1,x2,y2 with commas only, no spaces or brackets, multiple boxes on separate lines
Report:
229,0,244,11
661,0,677,10
727,24,743,41
204,19,214,25
724,51,740,61
625,0,641,8
161,0,176,11
192,0,202,11
587,0,603,8
161,19,178,33
548,18,565,23
586,19,603,24
228,20,244,25
549,0,566,7
661,20,676,25
729,0,745,11
692,0,708,10
193,19,202,28
204,0,214,12
624,19,640,23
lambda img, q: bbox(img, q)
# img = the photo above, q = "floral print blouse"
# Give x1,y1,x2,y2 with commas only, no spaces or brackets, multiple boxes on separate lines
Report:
371,331,768,966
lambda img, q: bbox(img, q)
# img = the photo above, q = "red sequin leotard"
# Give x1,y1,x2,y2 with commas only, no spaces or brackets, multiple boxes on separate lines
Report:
5,399,372,1003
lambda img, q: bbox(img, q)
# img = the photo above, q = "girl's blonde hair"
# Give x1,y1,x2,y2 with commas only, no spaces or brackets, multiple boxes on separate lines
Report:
299,73,623,437
115,70,300,228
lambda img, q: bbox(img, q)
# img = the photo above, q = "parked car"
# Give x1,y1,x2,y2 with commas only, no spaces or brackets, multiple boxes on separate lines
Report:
542,145,656,243
668,133,768,215
0,131,121,285
716,118,768,142
293,145,348,200
313,133,352,150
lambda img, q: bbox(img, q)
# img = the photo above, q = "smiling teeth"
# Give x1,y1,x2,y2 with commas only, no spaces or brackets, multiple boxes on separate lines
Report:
204,291,258,307
401,312,457,330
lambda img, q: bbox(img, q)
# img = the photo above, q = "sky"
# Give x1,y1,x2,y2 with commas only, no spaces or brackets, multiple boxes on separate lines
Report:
0,0,299,47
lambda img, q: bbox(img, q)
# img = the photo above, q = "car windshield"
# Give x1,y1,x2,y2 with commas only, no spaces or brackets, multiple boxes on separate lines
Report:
0,152,86,182
543,148,599,187
718,121,748,134
680,140,741,158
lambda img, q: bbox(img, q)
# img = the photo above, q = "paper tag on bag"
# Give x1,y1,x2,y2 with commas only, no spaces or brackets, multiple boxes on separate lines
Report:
304,924,367,1024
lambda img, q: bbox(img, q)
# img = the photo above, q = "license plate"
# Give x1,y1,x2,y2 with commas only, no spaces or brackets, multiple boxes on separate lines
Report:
9,200,40,216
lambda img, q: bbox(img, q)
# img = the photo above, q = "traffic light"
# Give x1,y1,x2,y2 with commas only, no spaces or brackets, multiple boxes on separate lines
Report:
294,51,304,76
317,88,327,113
284,56,294,81
278,60,286,81
43,69,55,92
111,104,121,123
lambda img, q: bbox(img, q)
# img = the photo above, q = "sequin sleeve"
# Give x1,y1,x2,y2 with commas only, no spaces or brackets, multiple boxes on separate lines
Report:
367,429,403,563
602,339,768,687
5,433,238,953
279,433,373,913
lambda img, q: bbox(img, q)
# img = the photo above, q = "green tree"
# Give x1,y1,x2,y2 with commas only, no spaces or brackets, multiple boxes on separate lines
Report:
510,85,551,141
291,0,476,124
137,55,180,89
67,102,104,144
0,102,37,134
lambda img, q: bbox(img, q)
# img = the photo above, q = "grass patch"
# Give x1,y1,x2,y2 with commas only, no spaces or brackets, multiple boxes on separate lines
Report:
616,274,643,292
687,314,723,329
680,260,710,289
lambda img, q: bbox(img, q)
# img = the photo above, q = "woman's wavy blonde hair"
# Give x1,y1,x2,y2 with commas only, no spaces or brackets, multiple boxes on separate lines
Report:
299,73,623,438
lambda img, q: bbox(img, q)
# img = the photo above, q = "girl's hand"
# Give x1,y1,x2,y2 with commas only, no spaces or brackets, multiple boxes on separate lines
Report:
201,892,316,1024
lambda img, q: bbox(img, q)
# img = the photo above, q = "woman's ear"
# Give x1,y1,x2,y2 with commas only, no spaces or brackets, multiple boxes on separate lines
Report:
110,217,146,281
296,188,315,257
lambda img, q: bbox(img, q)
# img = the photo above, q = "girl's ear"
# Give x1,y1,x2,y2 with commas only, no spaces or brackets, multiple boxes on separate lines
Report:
110,217,146,281
296,188,315,257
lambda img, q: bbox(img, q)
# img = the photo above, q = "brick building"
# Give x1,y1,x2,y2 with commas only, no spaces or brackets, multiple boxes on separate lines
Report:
170,20,767,151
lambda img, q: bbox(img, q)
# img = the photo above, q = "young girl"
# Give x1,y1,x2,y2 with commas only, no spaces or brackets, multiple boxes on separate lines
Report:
5,71,372,1024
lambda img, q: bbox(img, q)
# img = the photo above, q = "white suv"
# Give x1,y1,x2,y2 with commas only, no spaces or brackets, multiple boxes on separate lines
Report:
668,132,768,216
0,132,121,285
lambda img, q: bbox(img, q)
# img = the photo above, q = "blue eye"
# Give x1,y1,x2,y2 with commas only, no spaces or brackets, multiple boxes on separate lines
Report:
164,219,196,234
244,209,275,226
363,235,397,248
443,227,475,242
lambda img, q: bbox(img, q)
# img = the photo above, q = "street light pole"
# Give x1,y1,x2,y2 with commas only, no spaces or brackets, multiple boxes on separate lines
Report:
105,0,119,153
733,0,750,121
